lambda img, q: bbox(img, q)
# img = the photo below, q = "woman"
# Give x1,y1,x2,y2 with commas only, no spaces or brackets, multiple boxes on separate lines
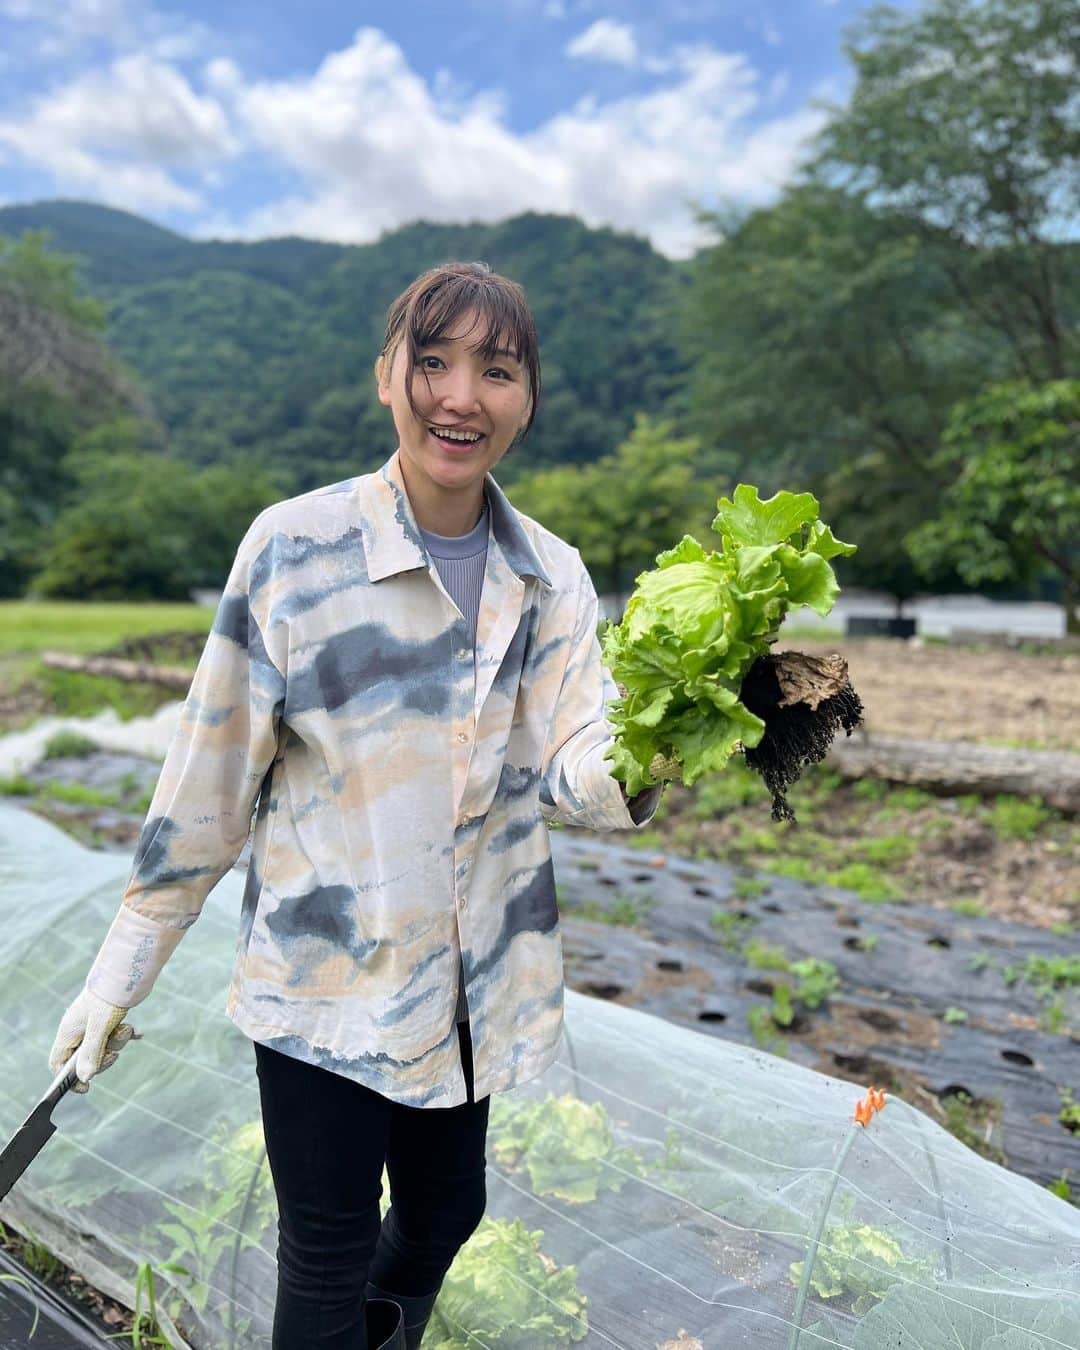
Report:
49,260,669,1349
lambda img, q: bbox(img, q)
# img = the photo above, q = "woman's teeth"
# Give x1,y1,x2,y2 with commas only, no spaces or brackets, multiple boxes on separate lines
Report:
429,427,484,448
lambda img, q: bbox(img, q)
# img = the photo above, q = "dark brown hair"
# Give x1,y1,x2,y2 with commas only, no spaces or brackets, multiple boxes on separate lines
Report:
377,260,541,441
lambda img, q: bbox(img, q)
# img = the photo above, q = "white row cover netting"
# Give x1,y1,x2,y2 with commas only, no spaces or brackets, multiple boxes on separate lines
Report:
1,798,1078,1349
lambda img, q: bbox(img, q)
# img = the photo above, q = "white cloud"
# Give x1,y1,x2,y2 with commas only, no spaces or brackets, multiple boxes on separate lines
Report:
0,0,211,63
203,57,244,97
0,20,830,260
566,18,638,67
0,52,236,211
205,28,827,259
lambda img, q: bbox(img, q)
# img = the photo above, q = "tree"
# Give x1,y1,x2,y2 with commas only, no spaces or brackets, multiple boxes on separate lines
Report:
679,188,989,606
904,380,1080,632
508,413,718,599
0,230,160,594
31,438,281,600
682,188,990,489
807,0,1080,382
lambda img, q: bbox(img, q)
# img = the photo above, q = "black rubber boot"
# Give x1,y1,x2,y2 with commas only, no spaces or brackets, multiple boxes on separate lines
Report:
365,1280,440,1349
365,1293,406,1350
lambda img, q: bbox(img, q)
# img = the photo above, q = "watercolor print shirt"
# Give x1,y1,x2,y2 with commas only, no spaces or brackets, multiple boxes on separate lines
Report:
85,447,663,1108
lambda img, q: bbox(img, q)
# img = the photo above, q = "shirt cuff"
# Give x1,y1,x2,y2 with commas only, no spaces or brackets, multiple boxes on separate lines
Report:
85,904,189,1009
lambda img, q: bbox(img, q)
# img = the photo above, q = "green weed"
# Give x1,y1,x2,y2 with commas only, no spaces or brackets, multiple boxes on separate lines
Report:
625,828,665,850
709,909,758,950
825,863,904,903
38,780,118,807
1016,955,1080,996
743,939,791,971
42,730,99,759
1040,998,1069,1035
789,958,840,1009
38,667,174,722
884,786,935,812
939,1091,1005,1165
747,1005,787,1055
765,857,829,885
856,834,918,865
989,795,1056,840
102,1261,184,1346
689,762,765,817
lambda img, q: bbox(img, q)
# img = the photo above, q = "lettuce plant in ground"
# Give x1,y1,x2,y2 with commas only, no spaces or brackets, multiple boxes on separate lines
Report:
427,1216,588,1348
602,483,863,819
488,1091,646,1203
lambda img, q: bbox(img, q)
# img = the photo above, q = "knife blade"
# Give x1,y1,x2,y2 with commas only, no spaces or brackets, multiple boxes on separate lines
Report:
0,1049,80,1203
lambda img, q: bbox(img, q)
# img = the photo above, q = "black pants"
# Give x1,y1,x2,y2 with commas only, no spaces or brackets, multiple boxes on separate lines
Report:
253,1021,491,1348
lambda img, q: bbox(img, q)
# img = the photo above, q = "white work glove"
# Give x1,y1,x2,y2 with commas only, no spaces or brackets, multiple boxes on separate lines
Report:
48,987,142,1094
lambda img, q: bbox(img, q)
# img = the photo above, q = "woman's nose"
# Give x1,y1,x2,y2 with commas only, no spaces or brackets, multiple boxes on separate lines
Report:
440,368,483,411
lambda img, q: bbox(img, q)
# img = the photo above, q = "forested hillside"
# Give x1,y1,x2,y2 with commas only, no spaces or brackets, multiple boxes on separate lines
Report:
0,201,689,489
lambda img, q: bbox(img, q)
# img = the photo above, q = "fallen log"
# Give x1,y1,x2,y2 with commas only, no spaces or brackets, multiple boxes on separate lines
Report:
826,734,1080,814
40,651,193,691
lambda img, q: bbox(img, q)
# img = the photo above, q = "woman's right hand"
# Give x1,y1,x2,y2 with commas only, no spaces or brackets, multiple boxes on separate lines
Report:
49,987,141,1093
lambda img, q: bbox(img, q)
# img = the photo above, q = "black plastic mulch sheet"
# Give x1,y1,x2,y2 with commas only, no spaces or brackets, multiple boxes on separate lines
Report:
0,1248,110,1347
550,829,1080,1186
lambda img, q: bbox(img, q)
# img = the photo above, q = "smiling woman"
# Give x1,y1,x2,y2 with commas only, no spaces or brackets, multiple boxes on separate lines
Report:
45,256,667,1349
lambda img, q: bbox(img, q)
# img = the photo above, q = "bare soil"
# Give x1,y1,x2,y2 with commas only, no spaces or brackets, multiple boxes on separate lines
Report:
642,637,1080,931
774,635,1080,752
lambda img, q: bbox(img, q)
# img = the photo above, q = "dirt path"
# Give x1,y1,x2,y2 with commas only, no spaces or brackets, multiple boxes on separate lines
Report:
773,636,1080,752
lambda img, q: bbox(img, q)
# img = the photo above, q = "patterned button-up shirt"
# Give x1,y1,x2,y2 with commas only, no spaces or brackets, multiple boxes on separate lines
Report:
86,448,662,1107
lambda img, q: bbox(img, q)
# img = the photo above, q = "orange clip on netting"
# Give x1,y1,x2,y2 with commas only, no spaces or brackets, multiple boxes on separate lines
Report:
853,1084,887,1127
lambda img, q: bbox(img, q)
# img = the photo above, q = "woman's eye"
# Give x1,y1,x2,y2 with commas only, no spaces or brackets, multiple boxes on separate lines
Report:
417,355,511,380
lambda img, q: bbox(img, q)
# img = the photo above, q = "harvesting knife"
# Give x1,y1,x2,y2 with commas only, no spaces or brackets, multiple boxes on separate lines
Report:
0,1049,80,1203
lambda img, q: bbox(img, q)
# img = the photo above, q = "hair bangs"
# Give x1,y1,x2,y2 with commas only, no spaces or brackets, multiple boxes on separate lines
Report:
412,282,524,365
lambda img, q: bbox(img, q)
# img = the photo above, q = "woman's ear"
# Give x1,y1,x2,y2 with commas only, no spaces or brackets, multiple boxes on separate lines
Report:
374,352,392,407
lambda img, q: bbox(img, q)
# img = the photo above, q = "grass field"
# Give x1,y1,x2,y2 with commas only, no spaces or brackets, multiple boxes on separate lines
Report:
0,602,215,731
0,600,214,655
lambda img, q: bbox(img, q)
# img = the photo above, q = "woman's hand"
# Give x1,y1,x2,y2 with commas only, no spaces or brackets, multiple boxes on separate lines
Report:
49,988,141,1093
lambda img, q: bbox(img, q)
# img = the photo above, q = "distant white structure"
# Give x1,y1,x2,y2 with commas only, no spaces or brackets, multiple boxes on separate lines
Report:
598,591,1072,640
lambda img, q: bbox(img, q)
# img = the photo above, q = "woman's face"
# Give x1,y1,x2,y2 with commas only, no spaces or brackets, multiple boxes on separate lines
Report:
377,306,532,498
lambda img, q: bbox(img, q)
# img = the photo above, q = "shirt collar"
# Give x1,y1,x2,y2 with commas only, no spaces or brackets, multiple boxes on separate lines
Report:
362,448,554,589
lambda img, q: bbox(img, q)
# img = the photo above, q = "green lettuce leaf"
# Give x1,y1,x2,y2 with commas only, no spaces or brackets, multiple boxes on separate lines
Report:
602,485,856,796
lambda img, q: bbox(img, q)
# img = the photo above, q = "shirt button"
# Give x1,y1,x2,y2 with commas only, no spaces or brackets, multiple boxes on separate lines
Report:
457,647,469,660
459,894,468,909
457,731,468,743
459,815,471,828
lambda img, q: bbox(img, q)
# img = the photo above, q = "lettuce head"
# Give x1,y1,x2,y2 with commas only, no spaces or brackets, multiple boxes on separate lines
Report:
602,485,856,797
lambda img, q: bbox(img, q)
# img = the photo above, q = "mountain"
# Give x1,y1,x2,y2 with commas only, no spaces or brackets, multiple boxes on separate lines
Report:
0,200,692,488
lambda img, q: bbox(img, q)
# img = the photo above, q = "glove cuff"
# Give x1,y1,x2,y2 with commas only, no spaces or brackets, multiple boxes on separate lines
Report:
85,904,189,1008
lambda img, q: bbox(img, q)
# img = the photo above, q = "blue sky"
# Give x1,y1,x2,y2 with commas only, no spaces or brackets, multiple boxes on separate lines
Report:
0,0,915,259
